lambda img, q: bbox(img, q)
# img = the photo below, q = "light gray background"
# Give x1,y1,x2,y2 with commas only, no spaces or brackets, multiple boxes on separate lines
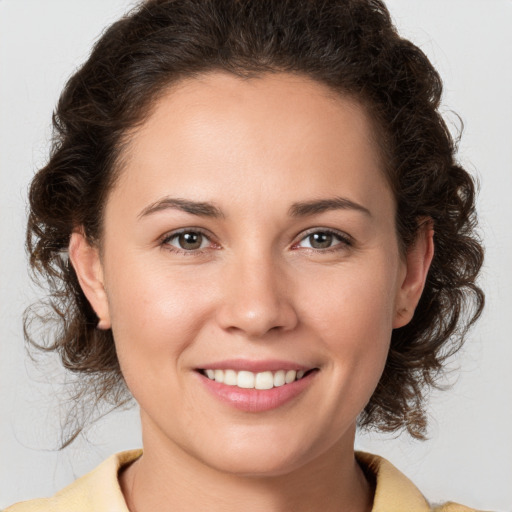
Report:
1,1,511,510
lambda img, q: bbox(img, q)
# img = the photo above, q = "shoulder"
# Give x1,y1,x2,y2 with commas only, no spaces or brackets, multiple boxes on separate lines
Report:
3,450,142,512
355,451,489,512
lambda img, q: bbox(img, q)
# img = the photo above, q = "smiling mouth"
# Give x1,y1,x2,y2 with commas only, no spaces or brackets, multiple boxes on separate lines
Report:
198,368,318,390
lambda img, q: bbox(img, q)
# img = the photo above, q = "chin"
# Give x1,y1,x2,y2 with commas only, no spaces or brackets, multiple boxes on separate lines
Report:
186,427,332,479
202,449,308,478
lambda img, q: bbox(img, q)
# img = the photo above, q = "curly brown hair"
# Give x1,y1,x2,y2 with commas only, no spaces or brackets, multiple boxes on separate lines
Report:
25,0,484,444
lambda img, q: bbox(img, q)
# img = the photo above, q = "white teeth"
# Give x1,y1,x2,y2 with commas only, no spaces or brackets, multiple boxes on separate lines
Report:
285,370,297,384
273,370,286,387
255,371,274,390
223,369,237,386
237,370,255,389
203,368,310,389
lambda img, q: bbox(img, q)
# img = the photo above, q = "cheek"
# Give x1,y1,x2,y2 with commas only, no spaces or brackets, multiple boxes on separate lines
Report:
300,259,399,381
305,261,398,336
104,259,213,380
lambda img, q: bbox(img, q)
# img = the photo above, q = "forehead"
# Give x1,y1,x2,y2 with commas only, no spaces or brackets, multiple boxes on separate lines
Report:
109,71,391,219
130,72,381,156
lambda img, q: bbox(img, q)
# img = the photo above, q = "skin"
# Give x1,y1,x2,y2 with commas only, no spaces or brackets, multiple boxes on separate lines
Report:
69,72,433,512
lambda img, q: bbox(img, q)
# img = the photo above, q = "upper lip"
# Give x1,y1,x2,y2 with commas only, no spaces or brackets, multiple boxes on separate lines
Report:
196,359,315,373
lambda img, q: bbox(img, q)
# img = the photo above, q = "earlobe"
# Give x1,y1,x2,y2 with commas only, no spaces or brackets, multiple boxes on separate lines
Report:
68,231,111,330
393,220,435,329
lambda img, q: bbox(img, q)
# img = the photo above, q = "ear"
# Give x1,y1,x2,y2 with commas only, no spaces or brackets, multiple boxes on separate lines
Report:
68,231,111,330
393,220,435,329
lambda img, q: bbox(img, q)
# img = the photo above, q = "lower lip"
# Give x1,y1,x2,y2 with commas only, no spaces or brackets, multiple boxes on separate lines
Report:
197,371,317,412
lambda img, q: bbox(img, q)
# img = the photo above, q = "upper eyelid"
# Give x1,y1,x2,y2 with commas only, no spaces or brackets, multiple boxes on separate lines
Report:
295,227,353,244
161,227,213,242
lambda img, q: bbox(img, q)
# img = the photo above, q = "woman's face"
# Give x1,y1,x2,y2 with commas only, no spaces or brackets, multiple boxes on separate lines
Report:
72,72,430,476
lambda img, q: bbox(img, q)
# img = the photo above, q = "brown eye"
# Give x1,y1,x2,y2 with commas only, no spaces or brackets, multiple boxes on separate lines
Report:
178,232,203,250
295,230,351,251
308,232,333,249
164,231,209,251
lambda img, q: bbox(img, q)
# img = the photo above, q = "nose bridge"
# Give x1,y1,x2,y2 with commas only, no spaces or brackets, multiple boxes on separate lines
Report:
216,244,298,337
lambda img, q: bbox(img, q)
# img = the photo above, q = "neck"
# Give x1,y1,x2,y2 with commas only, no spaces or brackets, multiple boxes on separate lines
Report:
120,425,373,512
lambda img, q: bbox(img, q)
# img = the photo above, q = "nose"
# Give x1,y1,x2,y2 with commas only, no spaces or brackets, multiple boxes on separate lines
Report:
215,253,299,339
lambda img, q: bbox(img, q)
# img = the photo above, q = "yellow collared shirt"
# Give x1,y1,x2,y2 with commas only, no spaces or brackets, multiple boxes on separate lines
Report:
4,450,485,512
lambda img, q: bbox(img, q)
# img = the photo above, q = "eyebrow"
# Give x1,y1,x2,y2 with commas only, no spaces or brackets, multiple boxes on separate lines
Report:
138,197,224,219
138,195,371,220
288,197,372,218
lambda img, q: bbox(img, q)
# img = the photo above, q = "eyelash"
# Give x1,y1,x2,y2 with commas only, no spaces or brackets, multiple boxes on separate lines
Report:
160,228,217,256
292,228,353,253
160,228,353,255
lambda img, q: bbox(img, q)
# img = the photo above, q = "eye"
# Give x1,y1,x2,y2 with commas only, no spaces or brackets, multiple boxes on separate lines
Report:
162,230,212,252
295,229,351,251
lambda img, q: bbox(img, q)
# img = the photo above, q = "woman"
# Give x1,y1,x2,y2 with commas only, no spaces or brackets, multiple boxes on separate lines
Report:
4,0,486,510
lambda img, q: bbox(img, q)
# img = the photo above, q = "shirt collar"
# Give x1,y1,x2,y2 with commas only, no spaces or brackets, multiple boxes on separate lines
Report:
356,451,431,512
9,449,432,512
